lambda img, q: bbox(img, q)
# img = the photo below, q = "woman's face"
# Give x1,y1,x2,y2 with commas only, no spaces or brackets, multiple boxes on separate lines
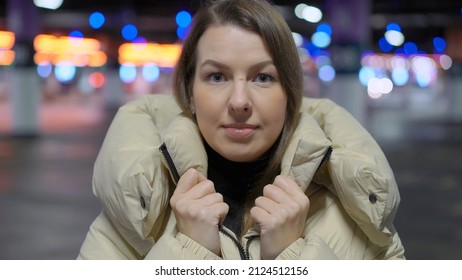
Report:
191,25,287,162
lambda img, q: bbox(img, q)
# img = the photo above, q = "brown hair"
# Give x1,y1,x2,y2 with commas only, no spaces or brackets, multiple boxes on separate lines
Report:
173,0,303,233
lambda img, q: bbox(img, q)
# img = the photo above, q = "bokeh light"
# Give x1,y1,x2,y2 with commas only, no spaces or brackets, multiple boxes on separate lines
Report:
88,72,105,88
386,23,401,32
122,24,138,41
33,0,63,10
175,11,192,27
379,37,393,52
359,66,376,86
37,62,53,78
89,12,105,29
55,62,76,83
311,32,331,48
176,26,188,40
433,37,446,52
303,6,322,23
318,65,336,82
119,63,137,83
142,63,161,83
385,30,404,46
404,42,418,56
391,67,409,86
316,23,332,36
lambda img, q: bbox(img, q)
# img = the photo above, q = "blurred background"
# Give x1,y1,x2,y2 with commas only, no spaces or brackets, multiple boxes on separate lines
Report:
0,0,461,259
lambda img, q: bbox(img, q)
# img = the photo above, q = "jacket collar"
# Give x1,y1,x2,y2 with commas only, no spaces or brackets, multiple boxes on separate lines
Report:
161,112,332,192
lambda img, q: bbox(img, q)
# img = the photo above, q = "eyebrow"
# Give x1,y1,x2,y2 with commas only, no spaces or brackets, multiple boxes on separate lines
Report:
199,59,276,72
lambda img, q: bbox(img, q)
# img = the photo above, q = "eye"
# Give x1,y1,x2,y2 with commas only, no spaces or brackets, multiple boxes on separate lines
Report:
206,72,226,83
254,73,275,84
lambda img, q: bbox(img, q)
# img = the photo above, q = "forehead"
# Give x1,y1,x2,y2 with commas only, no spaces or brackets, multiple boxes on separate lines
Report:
195,25,273,64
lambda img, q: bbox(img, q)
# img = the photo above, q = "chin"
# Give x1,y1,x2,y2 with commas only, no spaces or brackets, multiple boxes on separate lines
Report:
219,148,261,163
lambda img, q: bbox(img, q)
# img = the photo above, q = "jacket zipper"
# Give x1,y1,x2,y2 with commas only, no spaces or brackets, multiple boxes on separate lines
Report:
219,226,254,260
316,145,333,172
159,143,181,184
160,143,255,259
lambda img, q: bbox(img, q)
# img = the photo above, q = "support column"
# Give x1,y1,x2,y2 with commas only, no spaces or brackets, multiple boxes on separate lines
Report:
7,0,41,136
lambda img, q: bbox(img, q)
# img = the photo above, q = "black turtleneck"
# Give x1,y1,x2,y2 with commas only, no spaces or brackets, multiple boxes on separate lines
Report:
205,142,273,237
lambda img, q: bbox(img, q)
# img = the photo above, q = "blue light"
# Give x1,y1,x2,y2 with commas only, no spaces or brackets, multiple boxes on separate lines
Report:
379,37,393,52
395,48,405,55
404,42,418,55
318,65,335,82
433,37,446,52
386,23,401,32
69,30,83,38
416,72,432,88
311,31,331,48
133,36,147,44
358,66,375,86
391,68,409,86
304,42,321,56
316,23,332,36
142,64,160,83
89,12,105,29
55,63,76,83
177,26,188,40
122,24,138,41
119,64,137,83
176,11,192,27
37,62,53,78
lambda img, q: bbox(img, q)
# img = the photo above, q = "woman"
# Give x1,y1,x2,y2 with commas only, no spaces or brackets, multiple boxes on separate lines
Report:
78,0,405,259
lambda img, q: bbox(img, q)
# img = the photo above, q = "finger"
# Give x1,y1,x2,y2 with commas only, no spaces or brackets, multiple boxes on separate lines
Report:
254,196,280,215
213,202,229,225
197,192,225,207
175,168,207,195
262,184,291,204
186,199,229,222
273,175,307,200
184,179,216,199
249,205,271,224
273,176,310,212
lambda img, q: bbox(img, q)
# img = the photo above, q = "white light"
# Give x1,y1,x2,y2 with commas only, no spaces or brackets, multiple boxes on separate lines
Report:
33,0,63,10
384,30,405,46
439,55,453,70
390,56,409,70
295,4,308,19
368,78,381,94
302,6,323,23
292,32,304,48
411,56,436,74
379,78,393,94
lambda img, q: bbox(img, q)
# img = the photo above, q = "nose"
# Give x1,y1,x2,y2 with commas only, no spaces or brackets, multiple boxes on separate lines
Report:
228,80,252,114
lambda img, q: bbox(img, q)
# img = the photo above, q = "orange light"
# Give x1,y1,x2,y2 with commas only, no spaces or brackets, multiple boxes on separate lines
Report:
0,50,15,66
118,43,182,67
33,34,106,67
0,31,15,50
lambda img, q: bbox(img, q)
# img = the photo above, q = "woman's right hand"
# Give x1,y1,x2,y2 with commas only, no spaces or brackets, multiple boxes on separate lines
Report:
170,168,229,256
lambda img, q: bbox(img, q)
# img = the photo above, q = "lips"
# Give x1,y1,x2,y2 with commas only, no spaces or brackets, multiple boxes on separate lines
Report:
222,123,258,139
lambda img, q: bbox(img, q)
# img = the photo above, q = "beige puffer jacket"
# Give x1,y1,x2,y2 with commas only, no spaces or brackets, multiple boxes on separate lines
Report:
77,94,405,260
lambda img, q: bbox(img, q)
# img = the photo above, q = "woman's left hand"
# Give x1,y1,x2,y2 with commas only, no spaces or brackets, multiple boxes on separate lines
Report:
250,175,310,260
